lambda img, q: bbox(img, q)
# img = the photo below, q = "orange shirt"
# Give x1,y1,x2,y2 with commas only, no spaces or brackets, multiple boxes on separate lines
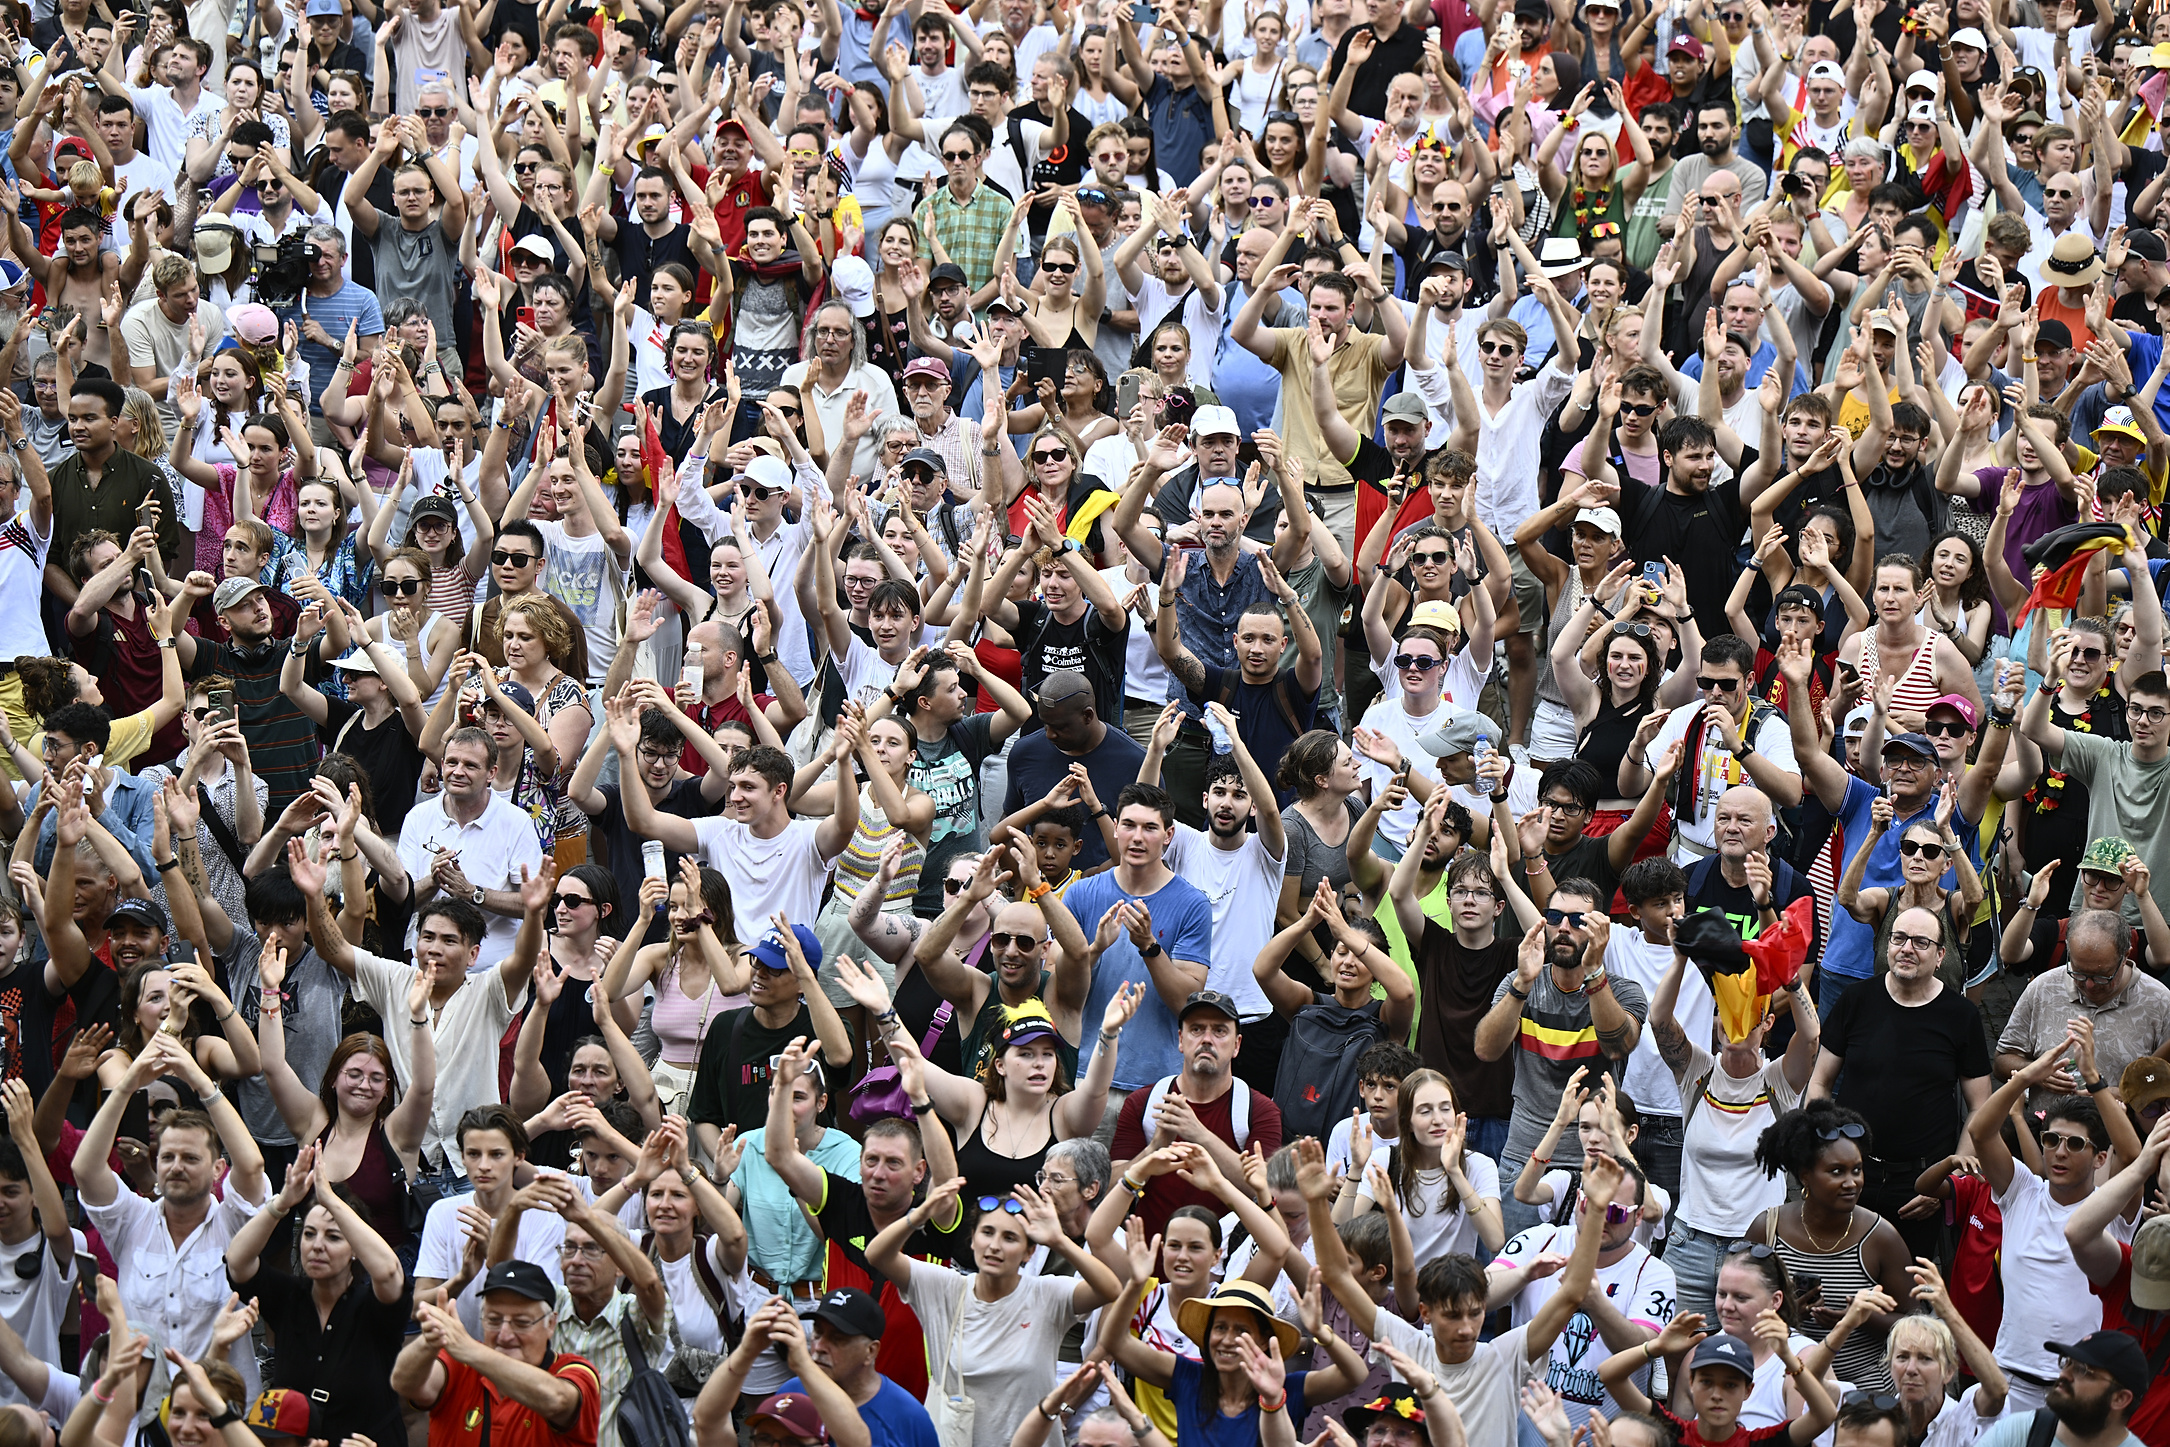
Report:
428,1351,601,1447
2039,286,2096,352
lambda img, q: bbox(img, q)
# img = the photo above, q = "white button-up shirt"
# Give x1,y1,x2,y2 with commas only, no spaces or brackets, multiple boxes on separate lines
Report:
394,790,545,971
85,1183,265,1397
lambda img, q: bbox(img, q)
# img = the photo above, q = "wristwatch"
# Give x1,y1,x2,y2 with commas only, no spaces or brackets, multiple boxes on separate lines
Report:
470,886,486,906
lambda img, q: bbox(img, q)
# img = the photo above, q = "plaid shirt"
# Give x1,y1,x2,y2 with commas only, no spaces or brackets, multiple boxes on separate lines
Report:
915,180,1013,292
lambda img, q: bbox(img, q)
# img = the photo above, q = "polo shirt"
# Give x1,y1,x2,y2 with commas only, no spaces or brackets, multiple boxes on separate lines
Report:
1997,967,2170,1111
394,791,547,972
1254,324,1392,492
549,1285,670,1447
780,359,900,482
427,1349,600,1447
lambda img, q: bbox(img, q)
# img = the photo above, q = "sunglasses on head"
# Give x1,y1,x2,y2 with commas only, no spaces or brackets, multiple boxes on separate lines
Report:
1842,1393,1901,1413
1896,838,1948,858
1612,621,1654,638
1817,1121,1867,1141
1725,1240,1776,1259
977,1196,1027,1214
381,577,422,596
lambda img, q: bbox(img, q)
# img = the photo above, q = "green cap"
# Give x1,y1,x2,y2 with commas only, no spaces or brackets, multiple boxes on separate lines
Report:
2080,836,2138,877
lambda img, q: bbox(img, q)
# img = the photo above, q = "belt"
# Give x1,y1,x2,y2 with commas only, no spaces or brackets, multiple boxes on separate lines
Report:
749,1268,821,1302
2007,1368,2056,1389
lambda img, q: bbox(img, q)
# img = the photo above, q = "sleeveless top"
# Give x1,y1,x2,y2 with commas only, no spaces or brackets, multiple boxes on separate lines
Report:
318,1119,413,1252
1536,569,1588,712
831,782,923,913
1578,691,1646,798
894,946,975,1077
954,1101,1058,1205
652,956,729,1067
1857,633,1942,719
1741,1335,1822,1429
1771,1221,1892,1389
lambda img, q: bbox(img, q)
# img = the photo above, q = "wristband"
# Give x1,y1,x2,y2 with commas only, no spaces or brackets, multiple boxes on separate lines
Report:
1506,981,1529,1000
410,1017,431,1028
1530,1154,1551,1165
91,1383,114,1406
2085,1076,2109,1093
1258,1393,1287,1414
1024,881,1053,903
1089,805,1109,820
1120,1174,1147,1195
156,858,180,873
338,850,358,862
216,1004,235,1023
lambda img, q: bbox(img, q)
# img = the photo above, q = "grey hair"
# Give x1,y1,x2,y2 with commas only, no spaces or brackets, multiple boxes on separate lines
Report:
806,300,868,370
872,414,919,448
306,223,345,260
1045,1137,1111,1198
1841,137,1888,163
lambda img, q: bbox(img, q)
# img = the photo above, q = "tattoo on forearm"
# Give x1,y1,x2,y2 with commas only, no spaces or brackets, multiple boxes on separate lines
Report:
1170,649,1206,695
1653,1013,1690,1068
1597,1022,1634,1058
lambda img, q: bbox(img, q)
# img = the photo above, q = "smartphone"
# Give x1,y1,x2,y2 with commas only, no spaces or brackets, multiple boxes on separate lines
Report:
1024,343,1065,391
80,753,101,800
516,305,537,331
1793,1272,1822,1305
1117,372,1141,419
1130,0,1154,21
205,688,235,730
1641,560,1666,587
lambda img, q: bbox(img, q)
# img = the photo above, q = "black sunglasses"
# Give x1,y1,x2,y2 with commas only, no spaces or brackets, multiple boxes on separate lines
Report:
1696,675,1741,692
1393,653,1444,671
987,931,1042,952
748,484,784,501
1922,719,1971,737
1039,261,1076,274
1621,401,1659,417
381,577,422,596
1842,1393,1901,1412
1543,908,1587,927
1818,1122,1868,1141
1896,838,1949,858
552,893,594,911
490,549,537,567
1031,446,1070,463
943,877,969,894
416,105,449,117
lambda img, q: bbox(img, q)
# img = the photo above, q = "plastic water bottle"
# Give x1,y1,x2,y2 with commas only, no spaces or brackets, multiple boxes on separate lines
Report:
681,642,704,704
1470,738,1495,797
1204,710,1232,755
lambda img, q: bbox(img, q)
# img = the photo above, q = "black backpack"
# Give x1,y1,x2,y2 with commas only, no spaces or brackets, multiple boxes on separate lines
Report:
1275,998,1386,1145
613,1309,691,1447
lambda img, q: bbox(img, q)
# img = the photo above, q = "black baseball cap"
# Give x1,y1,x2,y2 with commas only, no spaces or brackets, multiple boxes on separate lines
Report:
479,1261,556,1304
106,899,170,934
1180,990,1242,1023
812,1288,885,1340
2046,1331,2152,1397
928,263,968,290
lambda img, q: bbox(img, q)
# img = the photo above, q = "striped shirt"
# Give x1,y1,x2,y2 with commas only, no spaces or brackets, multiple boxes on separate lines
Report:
188,637,321,817
1492,967,1649,1174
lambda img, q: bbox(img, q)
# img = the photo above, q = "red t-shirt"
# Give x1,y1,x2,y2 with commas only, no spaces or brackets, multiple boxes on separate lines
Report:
1947,1173,2005,1356
1656,1404,1795,1447
679,695,773,775
2092,1243,2170,1447
1110,1085,1284,1240
428,1350,601,1447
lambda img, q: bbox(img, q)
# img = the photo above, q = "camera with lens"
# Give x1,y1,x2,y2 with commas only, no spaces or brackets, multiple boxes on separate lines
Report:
251,233,321,309
1782,172,1813,197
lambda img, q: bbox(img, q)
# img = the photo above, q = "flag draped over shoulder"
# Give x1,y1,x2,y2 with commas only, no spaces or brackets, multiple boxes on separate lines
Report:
2013,522,2138,629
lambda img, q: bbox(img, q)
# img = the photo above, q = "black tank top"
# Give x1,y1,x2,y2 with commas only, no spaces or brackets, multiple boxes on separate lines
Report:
954,1103,1057,1205
1577,692,1648,793
317,1119,412,1253
893,959,967,1078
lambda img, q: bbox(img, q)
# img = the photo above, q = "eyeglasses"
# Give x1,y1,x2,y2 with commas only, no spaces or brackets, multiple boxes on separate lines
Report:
1411,549,1453,566
637,744,679,764
1817,1121,1869,1141
559,1241,608,1259
976,1196,1026,1214
1478,341,1519,356
2136,706,2170,723
944,877,969,894
1612,621,1653,638
490,549,537,567
1031,447,1070,463
2071,962,2127,987
1039,261,1076,274
1895,839,1948,859
481,1312,548,1332
2071,646,2106,662
1888,930,1940,953
987,931,1043,952
417,105,450,117
1540,796,1589,814
1543,909,1587,927
2041,1130,2097,1153
1695,676,1741,693
552,893,594,911
1842,1393,1901,1412
1449,888,1494,902
381,577,422,596
1393,653,1444,672
1035,1169,1074,1187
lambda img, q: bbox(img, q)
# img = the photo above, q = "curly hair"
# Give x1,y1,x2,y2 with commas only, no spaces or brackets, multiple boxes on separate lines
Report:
1754,1100,1874,1182
500,592,574,668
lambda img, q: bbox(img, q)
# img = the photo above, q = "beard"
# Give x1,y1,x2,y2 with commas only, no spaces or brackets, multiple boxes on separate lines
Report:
2049,1383,2114,1436
1700,135,1727,157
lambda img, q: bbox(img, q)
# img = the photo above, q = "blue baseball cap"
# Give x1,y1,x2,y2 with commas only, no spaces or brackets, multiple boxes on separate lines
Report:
1688,1335,1756,1383
749,922,822,974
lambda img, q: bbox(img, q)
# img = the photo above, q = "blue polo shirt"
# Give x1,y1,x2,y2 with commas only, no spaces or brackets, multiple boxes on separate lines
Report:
1067,870,1213,1091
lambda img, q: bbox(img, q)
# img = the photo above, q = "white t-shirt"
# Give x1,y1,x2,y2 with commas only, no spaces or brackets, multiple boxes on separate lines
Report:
532,518,630,677
1132,276,1223,392
1326,1114,1398,1175
1643,703,1799,861
1672,1045,1802,1238
982,114,1054,204
1354,686,1464,856
351,948,526,1170
0,1230,82,1411
836,633,908,713
0,506,51,661
1495,1224,1677,1429
1534,1168,1671,1250
1992,1168,2111,1383
901,1260,1081,1447
1607,929,1713,1117
690,816,838,935
127,83,223,175
1371,1310,1539,1447
1356,1147,1502,1262
415,1190,565,1335
1473,363,1575,538
1164,823,1286,1016
393,791,546,971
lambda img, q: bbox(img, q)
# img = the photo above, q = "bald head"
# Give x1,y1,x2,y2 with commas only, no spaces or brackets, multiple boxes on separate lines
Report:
1713,784,1774,861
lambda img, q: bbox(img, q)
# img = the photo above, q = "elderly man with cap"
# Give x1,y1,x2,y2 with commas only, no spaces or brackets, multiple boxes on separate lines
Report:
894,355,977,490
167,570,320,816
692,1302,871,1447
1996,894,2170,1099
778,1289,935,1447
2004,836,2170,982
392,1260,602,1447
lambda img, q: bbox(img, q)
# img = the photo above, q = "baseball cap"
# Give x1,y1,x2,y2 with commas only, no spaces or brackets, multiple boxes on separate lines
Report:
1417,708,1498,759
928,262,968,289
2097,405,2149,444
1904,68,1939,93
1669,34,1706,58
1880,731,1938,760
304,0,342,16
1906,101,1938,124
2124,1057,2170,1115
484,679,537,720
985,296,1026,318
2080,835,2138,877
1843,705,1873,736
812,1287,886,1340
1773,584,1826,618
228,302,279,347
901,356,950,386
1179,990,1242,1023
1192,404,1240,438
0,260,25,293
899,446,946,476
105,898,169,934
2046,1331,2153,1397
2134,1216,2170,1311
1429,250,1469,273
1925,693,1978,729
1574,506,1622,536
2131,230,2170,264
327,648,380,675
243,1390,318,1442
1806,60,1846,82
1406,599,1465,635
211,576,267,614
1687,1335,1757,1383
511,234,556,263
1869,311,1903,335
195,217,241,274
829,253,876,320
479,1260,556,1303
408,494,459,526
1382,393,1430,425
998,1012,1063,1048
1950,24,1988,46
745,1395,825,1445
2037,319,2076,351
749,922,822,974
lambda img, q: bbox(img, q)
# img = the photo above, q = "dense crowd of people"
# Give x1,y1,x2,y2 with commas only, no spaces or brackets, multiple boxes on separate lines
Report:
10,0,2170,1444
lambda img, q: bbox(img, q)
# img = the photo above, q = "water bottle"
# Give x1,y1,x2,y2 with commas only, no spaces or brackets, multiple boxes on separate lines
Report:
681,642,704,704
1470,738,1495,797
1204,709,1231,755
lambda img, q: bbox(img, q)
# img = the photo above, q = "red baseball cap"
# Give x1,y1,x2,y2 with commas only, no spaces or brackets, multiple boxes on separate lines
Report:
746,1394,825,1443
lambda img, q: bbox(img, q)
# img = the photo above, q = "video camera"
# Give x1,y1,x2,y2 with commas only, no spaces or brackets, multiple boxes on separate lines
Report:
251,233,321,309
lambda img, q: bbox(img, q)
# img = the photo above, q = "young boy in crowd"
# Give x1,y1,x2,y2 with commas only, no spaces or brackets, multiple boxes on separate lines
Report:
1600,1319,1836,1447
1325,1043,1420,1174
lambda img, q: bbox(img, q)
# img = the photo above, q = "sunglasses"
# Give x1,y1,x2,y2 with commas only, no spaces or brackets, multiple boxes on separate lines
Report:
941,149,976,161
490,549,537,567
1817,1122,1868,1141
1031,447,1070,463
1478,341,1520,356
1922,719,1971,738
381,577,423,596
1621,401,1659,417
977,1196,1027,1214
1725,1240,1776,1259
1842,1393,1901,1412
1077,187,1111,202
1393,653,1444,671
1895,838,1948,859
417,105,450,117
767,1054,824,1080
1612,621,1654,638
944,877,969,894
1696,676,1741,692
1247,194,1280,208
552,893,594,911
1039,261,1076,274
2071,646,2106,662
987,931,1043,952
1599,1202,1634,1225
2040,1130,2097,1153
1543,909,1587,927
1411,549,1453,567
514,160,539,173
748,484,784,501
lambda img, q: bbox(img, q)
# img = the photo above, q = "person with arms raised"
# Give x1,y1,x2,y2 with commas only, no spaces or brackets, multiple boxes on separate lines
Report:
391,1259,600,1447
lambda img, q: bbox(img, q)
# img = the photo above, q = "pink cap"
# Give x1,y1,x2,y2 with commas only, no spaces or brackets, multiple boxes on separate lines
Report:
228,302,280,347
1925,693,1978,729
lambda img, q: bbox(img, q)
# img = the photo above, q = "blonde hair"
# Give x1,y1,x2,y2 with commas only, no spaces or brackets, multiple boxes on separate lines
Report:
66,159,101,196
1885,1313,1958,1380
501,592,573,666
121,387,168,457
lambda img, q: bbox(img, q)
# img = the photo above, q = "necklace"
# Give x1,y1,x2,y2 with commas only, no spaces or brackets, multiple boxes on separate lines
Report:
1797,1203,1853,1253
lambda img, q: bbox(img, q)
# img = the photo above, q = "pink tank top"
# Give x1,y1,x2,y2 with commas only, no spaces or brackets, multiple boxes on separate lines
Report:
652,957,728,1066
1858,633,1942,719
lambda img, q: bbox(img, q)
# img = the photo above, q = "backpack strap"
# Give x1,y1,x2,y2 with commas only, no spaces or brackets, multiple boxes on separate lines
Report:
1144,1075,1250,1146
2025,1408,2060,1447
618,1307,651,1377
197,781,247,874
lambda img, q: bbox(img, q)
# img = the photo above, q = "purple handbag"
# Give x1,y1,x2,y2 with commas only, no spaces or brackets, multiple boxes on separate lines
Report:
847,1001,954,1125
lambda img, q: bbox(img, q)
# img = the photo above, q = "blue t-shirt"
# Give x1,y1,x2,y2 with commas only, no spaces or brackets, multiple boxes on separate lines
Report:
1821,773,1981,980
1001,726,1147,870
1066,869,1214,1092
776,1375,937,1447
1169,1357,1310,1447
277,282,385,415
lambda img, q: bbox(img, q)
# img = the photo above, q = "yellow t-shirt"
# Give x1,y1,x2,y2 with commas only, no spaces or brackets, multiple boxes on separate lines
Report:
27,706,155,774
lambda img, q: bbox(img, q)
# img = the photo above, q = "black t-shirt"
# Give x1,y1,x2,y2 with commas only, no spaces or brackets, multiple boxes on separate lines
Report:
1544,832,1625,911
0,955,115,1109
591,777,713,919
689,1003,818,1135
1684,855,1815,948
1010,597,1129,726
618,220,696,312
1618,472,1750,639
1192,665,1320,808
1327,21,1427,122
1016,104,1092,238
1820,979,1992,1162
317,698,423,840
815,1168,970,1282
1410,922,1519,1119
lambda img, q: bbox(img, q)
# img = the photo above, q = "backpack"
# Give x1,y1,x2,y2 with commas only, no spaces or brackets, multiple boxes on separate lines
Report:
613,1309,692,1447
1142,1075,1252,1148
1274,999,1386,1145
